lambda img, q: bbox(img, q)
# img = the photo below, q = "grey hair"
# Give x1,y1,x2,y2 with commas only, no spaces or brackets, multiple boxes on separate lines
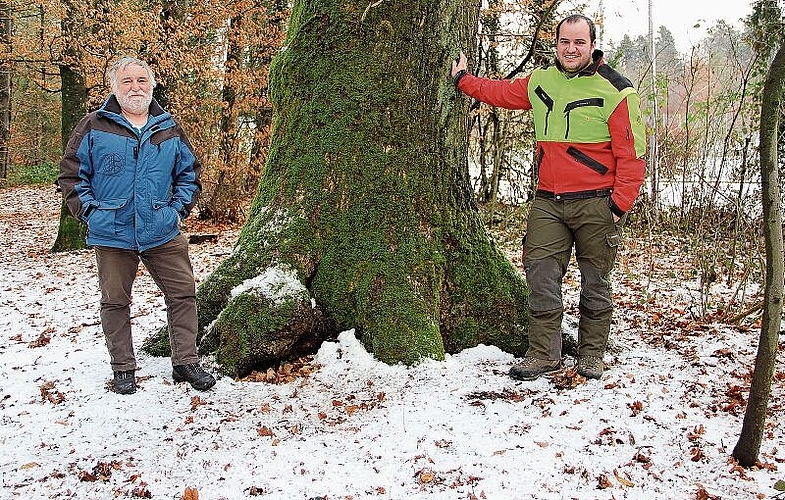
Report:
107,56,157,91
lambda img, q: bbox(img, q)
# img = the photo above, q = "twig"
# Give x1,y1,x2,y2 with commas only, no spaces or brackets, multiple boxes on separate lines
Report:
469,0,562,112
726,301,763,324
360,0,385,23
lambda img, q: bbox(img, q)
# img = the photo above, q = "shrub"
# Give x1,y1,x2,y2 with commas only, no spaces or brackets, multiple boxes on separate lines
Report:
7,162,59,186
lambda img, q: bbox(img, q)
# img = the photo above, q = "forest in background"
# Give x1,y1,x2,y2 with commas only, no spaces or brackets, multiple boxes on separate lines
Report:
3,0,288,220
0,0,783,322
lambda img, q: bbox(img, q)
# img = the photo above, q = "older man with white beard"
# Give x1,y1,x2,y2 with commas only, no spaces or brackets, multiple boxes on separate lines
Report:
57,56,216,395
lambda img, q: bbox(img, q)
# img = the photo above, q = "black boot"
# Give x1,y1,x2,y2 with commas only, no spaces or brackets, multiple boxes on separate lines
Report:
113,370,137,395
172,364,216,391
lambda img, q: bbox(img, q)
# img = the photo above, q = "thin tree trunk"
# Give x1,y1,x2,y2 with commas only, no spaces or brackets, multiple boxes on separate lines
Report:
483,0,503,206
151,0,189,108
51,60,87,252
646,0,658,216
205,14,243,221
0,0,10,179
732,42,785,467
174,0,529,376
248,0,287,182
489,110,502,207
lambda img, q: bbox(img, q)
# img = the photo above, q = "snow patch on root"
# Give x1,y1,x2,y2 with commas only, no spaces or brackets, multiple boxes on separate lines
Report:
230,263,309,305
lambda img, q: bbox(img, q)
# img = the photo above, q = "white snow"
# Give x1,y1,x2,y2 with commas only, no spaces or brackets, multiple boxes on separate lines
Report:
0,185,783,499
231,264,308,304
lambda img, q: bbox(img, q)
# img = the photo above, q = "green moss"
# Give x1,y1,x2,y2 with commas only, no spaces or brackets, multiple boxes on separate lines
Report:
141,328,172,357
212,292,298,376
448,317,479,348
7,162,59,186
439,212,529,355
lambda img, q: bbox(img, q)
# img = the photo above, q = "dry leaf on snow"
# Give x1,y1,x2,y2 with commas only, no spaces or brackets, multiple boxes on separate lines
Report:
182,486,199,500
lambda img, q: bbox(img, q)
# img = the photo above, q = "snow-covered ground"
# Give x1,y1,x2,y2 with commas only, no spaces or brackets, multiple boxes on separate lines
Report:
0,185,782,499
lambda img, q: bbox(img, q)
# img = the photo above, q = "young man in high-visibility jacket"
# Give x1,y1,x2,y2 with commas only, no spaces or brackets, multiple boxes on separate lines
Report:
451,14,646,380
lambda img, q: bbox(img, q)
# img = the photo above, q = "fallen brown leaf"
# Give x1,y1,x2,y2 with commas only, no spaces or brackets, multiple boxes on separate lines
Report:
257,426,274,437
40,381,65,405
182,486,199,500
418,469,435,484
614,469,635,487
190,396,204,411
28,329,52,348
551,368,585,389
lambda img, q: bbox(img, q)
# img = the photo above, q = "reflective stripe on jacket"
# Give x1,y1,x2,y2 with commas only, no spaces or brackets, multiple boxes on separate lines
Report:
58,96,202,251
458,50,646,215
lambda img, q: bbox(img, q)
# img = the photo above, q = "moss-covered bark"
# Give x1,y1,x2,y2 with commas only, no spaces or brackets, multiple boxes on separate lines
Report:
51,63,88,253
188,0,529,376
51,199,87,253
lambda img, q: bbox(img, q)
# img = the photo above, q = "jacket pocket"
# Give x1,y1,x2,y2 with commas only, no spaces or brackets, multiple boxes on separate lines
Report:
567,146,609,175
151,199,179,238
563,98,604,139
88,198,128,238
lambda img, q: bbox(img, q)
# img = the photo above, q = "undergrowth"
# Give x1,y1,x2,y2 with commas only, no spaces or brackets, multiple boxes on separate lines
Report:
4,162,59,187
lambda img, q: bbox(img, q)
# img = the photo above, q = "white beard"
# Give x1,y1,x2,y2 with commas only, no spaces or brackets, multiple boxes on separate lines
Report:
116,92,153,115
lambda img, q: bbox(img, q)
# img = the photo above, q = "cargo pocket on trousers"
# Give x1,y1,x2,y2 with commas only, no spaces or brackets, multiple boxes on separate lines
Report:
602,231,622,274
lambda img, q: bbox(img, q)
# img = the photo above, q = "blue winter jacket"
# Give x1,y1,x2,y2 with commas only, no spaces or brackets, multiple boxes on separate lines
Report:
58,95,202,252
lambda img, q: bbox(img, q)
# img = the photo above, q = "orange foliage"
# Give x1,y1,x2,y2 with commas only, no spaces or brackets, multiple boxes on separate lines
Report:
8,0,287,219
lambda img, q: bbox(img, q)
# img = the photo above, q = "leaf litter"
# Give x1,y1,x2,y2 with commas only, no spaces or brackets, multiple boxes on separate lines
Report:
0,185,783,499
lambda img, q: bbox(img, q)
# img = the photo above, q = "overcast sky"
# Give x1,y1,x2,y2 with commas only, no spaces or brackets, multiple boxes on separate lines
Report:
583,0,757,51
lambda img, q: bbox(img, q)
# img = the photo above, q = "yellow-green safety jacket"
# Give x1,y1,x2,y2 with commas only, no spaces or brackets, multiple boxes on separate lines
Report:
458,50,646,216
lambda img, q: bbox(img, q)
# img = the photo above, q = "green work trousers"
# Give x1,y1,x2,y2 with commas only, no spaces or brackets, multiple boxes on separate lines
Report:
523,195,624,361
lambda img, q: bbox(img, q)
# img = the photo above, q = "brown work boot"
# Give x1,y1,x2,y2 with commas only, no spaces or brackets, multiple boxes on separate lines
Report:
509,357,562,381
576,355,605,379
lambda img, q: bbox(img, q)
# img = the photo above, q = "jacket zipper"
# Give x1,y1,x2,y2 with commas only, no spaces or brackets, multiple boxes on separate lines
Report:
563,97,604,139
534,86,554,136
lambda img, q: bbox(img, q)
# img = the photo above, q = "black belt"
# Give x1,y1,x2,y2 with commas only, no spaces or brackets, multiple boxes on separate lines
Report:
536,188,612,200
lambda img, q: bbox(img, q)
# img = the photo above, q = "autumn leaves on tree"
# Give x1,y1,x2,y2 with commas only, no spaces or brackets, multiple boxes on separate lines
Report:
10,0,286,226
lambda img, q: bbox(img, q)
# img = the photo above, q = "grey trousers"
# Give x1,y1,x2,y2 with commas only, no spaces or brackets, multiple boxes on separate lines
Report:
94,233,199,371
523,196,623,360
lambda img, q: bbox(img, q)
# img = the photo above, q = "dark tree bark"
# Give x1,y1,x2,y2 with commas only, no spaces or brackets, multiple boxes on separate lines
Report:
51,57,87,252
0,0,10,179
732,42,785,467
150,0,189,108
173,0,530,377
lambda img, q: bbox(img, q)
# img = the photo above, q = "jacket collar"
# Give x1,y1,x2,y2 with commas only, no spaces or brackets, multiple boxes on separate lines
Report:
554,49,604,77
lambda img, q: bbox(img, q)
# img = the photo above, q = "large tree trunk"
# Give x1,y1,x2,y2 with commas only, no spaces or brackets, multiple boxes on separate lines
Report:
187,0,529,376
51,62,87,253
732,42,785,467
